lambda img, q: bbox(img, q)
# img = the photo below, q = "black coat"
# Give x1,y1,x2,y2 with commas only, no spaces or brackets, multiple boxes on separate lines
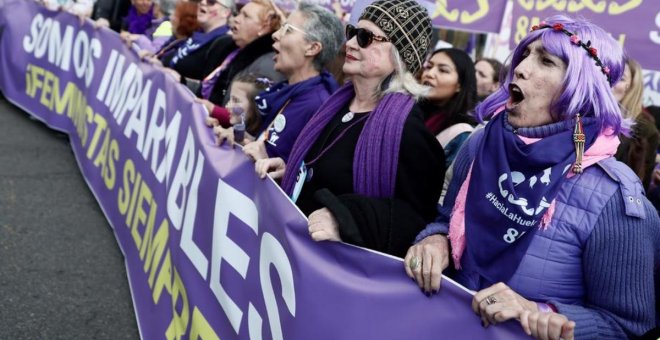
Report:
297,104,446,257
160,34,237,81
207,34,279,105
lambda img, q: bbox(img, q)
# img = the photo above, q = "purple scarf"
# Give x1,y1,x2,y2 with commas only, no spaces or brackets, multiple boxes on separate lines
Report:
255,71,338,135
281,82,414,198
465,112,599,284
125,4,154,35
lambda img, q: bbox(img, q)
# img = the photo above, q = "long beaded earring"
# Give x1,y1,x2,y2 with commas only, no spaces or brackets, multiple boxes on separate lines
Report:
572,113,585,174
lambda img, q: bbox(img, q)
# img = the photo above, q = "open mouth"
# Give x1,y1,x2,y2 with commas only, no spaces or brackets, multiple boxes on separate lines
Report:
422,80,433,87
508,83,525,106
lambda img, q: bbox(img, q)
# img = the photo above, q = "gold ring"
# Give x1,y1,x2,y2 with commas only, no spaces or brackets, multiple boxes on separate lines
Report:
409,256,421,271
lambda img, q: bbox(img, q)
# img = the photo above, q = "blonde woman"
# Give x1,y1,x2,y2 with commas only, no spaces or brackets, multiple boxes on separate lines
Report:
613,58,659,190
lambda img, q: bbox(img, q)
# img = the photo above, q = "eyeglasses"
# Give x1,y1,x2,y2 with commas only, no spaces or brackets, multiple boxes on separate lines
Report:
345,24,389,48
280,23,308,36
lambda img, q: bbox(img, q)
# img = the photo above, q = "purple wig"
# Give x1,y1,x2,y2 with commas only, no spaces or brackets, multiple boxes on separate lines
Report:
475,15,628,135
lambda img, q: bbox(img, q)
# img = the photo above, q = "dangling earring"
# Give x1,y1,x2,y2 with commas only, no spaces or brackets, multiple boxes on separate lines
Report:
572,113,585,174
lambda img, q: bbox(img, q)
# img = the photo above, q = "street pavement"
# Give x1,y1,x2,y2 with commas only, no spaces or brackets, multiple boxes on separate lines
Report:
0,94,139,339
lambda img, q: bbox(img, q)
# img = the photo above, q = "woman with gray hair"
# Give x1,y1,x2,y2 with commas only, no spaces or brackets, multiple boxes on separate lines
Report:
256,0,445,257
235,3,344,164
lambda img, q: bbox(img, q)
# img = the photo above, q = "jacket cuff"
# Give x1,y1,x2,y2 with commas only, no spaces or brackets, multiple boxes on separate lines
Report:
313,188,364,245
210,105,231,127
414,222,449,243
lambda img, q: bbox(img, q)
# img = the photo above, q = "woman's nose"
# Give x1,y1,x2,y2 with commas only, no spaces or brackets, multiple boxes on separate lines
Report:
514,60,530,80
345,35,358,50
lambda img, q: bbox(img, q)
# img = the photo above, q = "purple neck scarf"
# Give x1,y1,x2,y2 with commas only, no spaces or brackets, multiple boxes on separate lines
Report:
465,112,599,284
254,71,338,135
281,82,414,198
125,4,154,35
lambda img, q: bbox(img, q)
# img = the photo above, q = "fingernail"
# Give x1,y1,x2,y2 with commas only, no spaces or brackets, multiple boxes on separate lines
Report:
432,289,438,294
425,292,431,298
481,320,486,328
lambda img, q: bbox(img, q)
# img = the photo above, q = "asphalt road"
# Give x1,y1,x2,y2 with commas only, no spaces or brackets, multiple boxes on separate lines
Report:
0,93,139,339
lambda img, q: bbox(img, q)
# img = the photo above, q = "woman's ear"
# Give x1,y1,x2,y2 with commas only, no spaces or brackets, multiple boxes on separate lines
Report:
305,41,322,57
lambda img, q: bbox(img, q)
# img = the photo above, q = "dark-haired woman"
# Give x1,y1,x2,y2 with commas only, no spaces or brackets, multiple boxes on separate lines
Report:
420,48,478,168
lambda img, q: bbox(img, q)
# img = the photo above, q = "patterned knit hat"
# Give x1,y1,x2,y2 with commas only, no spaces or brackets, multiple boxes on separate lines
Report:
359,0,432,74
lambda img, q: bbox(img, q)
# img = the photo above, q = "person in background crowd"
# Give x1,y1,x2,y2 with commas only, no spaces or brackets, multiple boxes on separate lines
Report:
197,0,285,127
258,0,444,258
474,57,503,101
613,58,659,192
158,0,236,81
120,0,177,53
149,1,200,58
646,105,660,211
122,0,156,35
210,73,272,145
231,3,343,168
420,48,478,168
94,0,130,31
40,0,96,18
406,15,659,340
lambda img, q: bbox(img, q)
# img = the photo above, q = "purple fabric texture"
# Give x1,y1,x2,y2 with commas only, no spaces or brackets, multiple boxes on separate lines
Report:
0,3,531,339
511,1,660,71
124,4,154,35
282,83,414,198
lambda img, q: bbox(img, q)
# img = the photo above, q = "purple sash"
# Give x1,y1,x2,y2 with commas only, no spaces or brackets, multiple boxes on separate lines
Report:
168,25,229,67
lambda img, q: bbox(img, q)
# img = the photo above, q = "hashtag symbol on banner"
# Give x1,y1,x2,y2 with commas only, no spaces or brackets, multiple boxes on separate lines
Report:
486,192,493,199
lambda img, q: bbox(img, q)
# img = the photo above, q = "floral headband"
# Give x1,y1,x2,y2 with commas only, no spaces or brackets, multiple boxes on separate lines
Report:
531,22,613,85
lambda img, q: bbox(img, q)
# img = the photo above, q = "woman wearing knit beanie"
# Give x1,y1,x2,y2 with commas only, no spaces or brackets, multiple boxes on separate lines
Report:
257,0,445,257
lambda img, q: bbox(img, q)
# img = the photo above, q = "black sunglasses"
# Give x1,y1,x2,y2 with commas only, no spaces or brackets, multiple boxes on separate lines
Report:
345,24,389,48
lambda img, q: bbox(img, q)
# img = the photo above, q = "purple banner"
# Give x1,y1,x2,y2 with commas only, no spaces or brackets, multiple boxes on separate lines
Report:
237,0,355,19
431,0,509,33
0,2,530,339
349,0,507,33
511,0,660,71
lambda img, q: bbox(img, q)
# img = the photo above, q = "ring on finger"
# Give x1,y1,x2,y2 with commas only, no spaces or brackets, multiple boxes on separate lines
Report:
409,256,421,271
485,295,497,305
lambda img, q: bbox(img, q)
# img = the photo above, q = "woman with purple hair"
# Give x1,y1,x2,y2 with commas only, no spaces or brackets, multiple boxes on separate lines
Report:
405,15,659,339
257,0,444,257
